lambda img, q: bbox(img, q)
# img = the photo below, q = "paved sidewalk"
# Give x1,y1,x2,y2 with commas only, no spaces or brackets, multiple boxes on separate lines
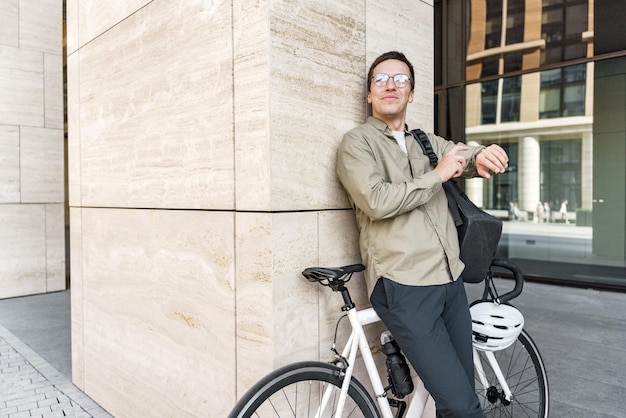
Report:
0,324,111,418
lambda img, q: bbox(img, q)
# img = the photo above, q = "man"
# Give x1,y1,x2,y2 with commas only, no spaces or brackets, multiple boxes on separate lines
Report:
336,51,509,417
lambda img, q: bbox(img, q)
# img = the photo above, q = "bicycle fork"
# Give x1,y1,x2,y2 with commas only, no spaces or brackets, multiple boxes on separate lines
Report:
473,349,514,403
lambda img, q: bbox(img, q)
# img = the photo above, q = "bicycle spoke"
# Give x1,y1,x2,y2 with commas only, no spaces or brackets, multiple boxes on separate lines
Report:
476,330,548,418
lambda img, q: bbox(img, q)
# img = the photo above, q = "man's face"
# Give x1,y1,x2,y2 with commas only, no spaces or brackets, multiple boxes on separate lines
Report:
367,59,414,124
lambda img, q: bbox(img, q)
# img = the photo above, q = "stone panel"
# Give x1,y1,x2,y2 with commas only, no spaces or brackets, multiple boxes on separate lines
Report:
78,0,234,209
0,46,44,127
45,203,66,291
234,211,319,394
234,212,275,395
69,207,84,388
0,0,18,48
233,0,272,211
20,127,64,203
75,0,151,48
0,125,20,203
0,204,46,298
268,0,366,212
19,0,62,54
271,212,320,365
67,52,81,207
79,208,235,417
44,53,64,129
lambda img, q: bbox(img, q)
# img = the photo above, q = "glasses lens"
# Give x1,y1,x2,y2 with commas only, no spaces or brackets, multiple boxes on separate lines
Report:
393,74,410,87
373,73,389,87
372,73,410,87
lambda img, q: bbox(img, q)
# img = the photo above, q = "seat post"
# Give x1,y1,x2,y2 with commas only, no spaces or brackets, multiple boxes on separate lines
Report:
338,285,355,311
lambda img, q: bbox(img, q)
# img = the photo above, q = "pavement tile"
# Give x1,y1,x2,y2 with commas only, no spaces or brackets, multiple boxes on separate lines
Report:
0,325,112,418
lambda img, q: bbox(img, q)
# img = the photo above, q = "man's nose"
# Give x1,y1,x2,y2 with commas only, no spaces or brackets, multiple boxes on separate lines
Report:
384,78,397,89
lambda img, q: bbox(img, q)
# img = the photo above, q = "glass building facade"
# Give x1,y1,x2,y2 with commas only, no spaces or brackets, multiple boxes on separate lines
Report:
435,0,626,289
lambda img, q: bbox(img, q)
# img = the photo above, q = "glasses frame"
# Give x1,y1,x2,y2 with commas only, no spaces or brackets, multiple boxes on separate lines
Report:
371,73,412,88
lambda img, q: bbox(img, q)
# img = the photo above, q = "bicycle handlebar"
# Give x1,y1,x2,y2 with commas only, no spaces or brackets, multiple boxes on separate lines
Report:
486,258,524,304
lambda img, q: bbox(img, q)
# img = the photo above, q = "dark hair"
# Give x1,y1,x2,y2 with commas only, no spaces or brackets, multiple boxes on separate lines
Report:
367,51,415,92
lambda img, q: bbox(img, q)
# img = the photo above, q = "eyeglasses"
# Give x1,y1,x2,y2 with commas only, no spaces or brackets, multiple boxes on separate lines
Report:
371,73,411,88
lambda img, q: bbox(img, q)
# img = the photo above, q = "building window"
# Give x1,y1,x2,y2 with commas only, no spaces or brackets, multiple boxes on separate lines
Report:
539,64,585,118
481,80,498,124
503,51,523,73
541,0,588,65
540,139,582,213
506,0,525,45
501,76,521,122
480,75,521,124
485,0,503,49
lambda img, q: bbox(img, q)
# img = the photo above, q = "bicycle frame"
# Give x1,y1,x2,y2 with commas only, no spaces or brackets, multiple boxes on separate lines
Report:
231,261,543,418
324,304,511,418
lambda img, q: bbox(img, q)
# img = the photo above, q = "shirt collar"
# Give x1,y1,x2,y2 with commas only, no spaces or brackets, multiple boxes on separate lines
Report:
366,116,410,136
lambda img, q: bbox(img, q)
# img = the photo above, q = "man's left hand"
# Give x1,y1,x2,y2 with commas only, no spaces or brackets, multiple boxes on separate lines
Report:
475,144,509,178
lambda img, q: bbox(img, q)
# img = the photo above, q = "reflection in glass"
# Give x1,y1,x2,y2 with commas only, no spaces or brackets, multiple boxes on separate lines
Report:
540,64,585,119
502,77,521,122
452,0,626,287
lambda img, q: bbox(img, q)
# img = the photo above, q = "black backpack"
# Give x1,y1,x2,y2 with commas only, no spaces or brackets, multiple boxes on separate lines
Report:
411,129,503,283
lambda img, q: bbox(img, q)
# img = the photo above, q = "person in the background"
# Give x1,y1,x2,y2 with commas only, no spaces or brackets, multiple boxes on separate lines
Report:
536,202,544,223
560,199,569,224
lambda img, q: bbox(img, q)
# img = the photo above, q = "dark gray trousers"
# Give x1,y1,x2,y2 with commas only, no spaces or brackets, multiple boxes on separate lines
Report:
370,277,485,418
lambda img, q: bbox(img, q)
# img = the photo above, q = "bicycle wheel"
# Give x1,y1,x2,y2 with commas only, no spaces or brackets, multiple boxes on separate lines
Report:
228,361,380,418
475,329,549,417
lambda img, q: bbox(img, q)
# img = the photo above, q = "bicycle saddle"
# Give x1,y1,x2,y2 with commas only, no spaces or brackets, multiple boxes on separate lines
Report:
302,264,365,283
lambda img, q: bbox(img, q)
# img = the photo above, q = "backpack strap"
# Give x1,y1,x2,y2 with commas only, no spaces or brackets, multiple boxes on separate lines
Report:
410,129,463,227
410,129,439,167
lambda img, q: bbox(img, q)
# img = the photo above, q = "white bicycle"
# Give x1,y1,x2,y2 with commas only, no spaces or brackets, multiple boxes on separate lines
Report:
229,259,549,418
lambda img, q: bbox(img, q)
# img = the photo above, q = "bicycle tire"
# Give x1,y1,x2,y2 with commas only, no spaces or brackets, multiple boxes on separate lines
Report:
475,329,549,418
228,361,380,418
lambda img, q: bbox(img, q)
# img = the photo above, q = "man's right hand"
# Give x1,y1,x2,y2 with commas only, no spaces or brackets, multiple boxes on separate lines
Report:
433,144,469,182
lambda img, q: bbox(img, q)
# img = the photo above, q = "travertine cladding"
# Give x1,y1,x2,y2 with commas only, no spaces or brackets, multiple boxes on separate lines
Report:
69,0,435,415
19,0,62,54
0,46,44,127
0,0,65,299
263,1,367,211
0,126,20,202
0,0,19,47
20,127,64,203
71,0,151,52
74,208,235,417
75,1,234,210
0,205,46,296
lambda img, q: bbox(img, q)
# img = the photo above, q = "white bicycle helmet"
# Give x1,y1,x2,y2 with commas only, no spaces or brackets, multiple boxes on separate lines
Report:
470,301,524,351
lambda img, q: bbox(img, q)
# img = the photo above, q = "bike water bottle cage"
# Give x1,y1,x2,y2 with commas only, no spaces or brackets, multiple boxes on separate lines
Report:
470,301,524,351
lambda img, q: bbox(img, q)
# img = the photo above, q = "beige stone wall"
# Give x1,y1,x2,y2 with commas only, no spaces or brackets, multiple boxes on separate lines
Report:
0,0,65,299
67,0,434,416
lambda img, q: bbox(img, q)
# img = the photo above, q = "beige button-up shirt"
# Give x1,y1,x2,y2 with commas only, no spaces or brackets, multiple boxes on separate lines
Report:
337,117,484,294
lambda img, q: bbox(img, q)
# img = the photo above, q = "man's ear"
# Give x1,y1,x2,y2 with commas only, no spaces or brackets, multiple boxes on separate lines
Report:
408,90,414,103
367,91,372,104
